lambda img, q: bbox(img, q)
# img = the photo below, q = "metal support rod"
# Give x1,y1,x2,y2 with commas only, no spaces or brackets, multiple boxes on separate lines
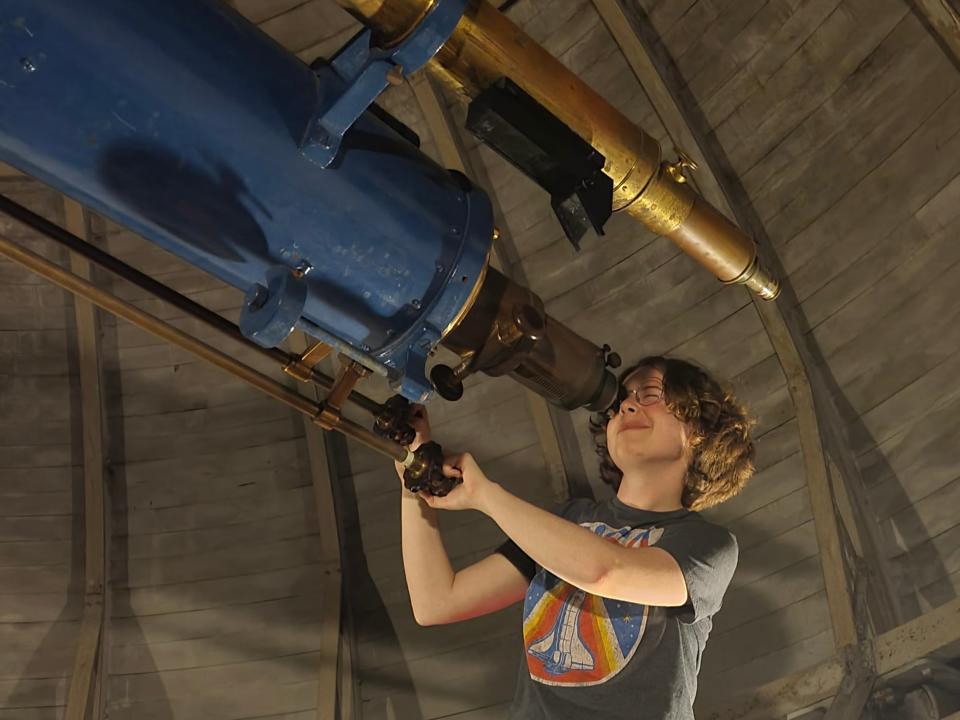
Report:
0,228,411,465
0,194,383,416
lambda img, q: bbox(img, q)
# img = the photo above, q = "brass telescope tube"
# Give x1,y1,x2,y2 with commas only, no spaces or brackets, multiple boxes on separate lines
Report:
336,0,779,299
0,194,384,416
0,229,414,467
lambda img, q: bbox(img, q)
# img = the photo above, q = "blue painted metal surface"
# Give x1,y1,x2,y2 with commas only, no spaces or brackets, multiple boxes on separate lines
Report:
305,0,467,167
0,0,492,401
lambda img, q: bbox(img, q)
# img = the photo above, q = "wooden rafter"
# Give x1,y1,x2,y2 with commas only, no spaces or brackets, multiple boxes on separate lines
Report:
289,333,354,720
62,199,109,720
910,0,960,66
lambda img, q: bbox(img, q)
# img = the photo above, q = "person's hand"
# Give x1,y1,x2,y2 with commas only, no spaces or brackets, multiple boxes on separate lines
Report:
395,404,431,487
418,452,497,513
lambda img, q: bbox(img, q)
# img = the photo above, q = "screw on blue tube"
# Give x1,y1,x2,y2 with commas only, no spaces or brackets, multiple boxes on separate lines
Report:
239,266,309,348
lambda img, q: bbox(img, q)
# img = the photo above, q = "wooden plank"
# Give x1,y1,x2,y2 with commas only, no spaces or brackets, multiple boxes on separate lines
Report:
703,595,960,719
875,596,960,675
822,676,874,720
407,69,582,501
114,566,328,618
64,601,104,720
107,676,319,719
256,0,355,55
745,15,952,242
715,0,908,176
227,0,304,25
717,554,824,633
705,591,832,677
337,625,355,720
0,162,20,178
701,653,845,720
911,0,960,65
288,333,348,720
62,199,108,720
110,623,330,676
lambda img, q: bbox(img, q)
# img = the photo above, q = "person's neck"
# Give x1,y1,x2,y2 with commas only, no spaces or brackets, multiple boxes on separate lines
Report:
615,462,686,512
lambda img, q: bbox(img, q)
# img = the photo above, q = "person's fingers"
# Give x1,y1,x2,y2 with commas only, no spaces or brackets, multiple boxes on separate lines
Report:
442,453,465,474
419,491,446,509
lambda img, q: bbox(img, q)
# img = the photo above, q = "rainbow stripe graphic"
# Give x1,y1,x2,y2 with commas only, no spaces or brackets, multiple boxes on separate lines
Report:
522,523,664,687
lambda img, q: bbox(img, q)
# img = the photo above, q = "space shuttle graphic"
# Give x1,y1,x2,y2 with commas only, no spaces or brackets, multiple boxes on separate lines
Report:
529,588,595,675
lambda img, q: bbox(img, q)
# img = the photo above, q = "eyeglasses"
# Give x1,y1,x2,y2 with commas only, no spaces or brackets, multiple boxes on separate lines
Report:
618,384,665,407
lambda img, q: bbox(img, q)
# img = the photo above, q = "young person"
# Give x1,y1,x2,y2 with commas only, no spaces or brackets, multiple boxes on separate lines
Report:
396,356,756,719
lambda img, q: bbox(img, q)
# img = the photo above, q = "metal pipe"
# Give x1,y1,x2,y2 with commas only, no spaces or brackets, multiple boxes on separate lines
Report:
0,195,384,416
336,0,780,299
0,229,410,465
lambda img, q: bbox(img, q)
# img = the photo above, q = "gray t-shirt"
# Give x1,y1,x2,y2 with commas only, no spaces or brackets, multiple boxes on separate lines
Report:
496,496,737,720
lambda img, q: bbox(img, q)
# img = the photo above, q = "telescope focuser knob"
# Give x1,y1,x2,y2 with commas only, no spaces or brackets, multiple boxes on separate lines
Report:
602,343,622,369
403,441,459,496
373,394,417,446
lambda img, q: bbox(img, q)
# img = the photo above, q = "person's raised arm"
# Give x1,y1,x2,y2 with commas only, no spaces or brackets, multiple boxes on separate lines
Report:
397,406,530,626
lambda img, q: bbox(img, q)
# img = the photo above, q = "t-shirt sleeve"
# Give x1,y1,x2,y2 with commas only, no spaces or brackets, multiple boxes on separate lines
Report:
655,519,738,624
495,538,536,581
493,497,590,583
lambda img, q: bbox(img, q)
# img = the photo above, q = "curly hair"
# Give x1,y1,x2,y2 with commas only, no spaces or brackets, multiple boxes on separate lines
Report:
589,356,756,511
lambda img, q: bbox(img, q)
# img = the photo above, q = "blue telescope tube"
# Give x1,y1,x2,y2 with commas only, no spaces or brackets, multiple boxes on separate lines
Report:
0,0,490,401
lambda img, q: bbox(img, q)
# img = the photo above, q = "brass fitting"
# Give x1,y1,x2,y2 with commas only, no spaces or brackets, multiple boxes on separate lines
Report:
283,341,333,382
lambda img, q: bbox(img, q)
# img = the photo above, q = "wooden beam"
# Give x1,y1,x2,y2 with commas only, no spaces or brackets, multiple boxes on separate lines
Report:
703,655,846,720
876,595,960,676
62,199,109,720
705,596,960,719
337,626,355,720
910,0,960,66
408,69,586,501
288,333,351,720
0,162,20,178
822,676,874,720
591,0,862,648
